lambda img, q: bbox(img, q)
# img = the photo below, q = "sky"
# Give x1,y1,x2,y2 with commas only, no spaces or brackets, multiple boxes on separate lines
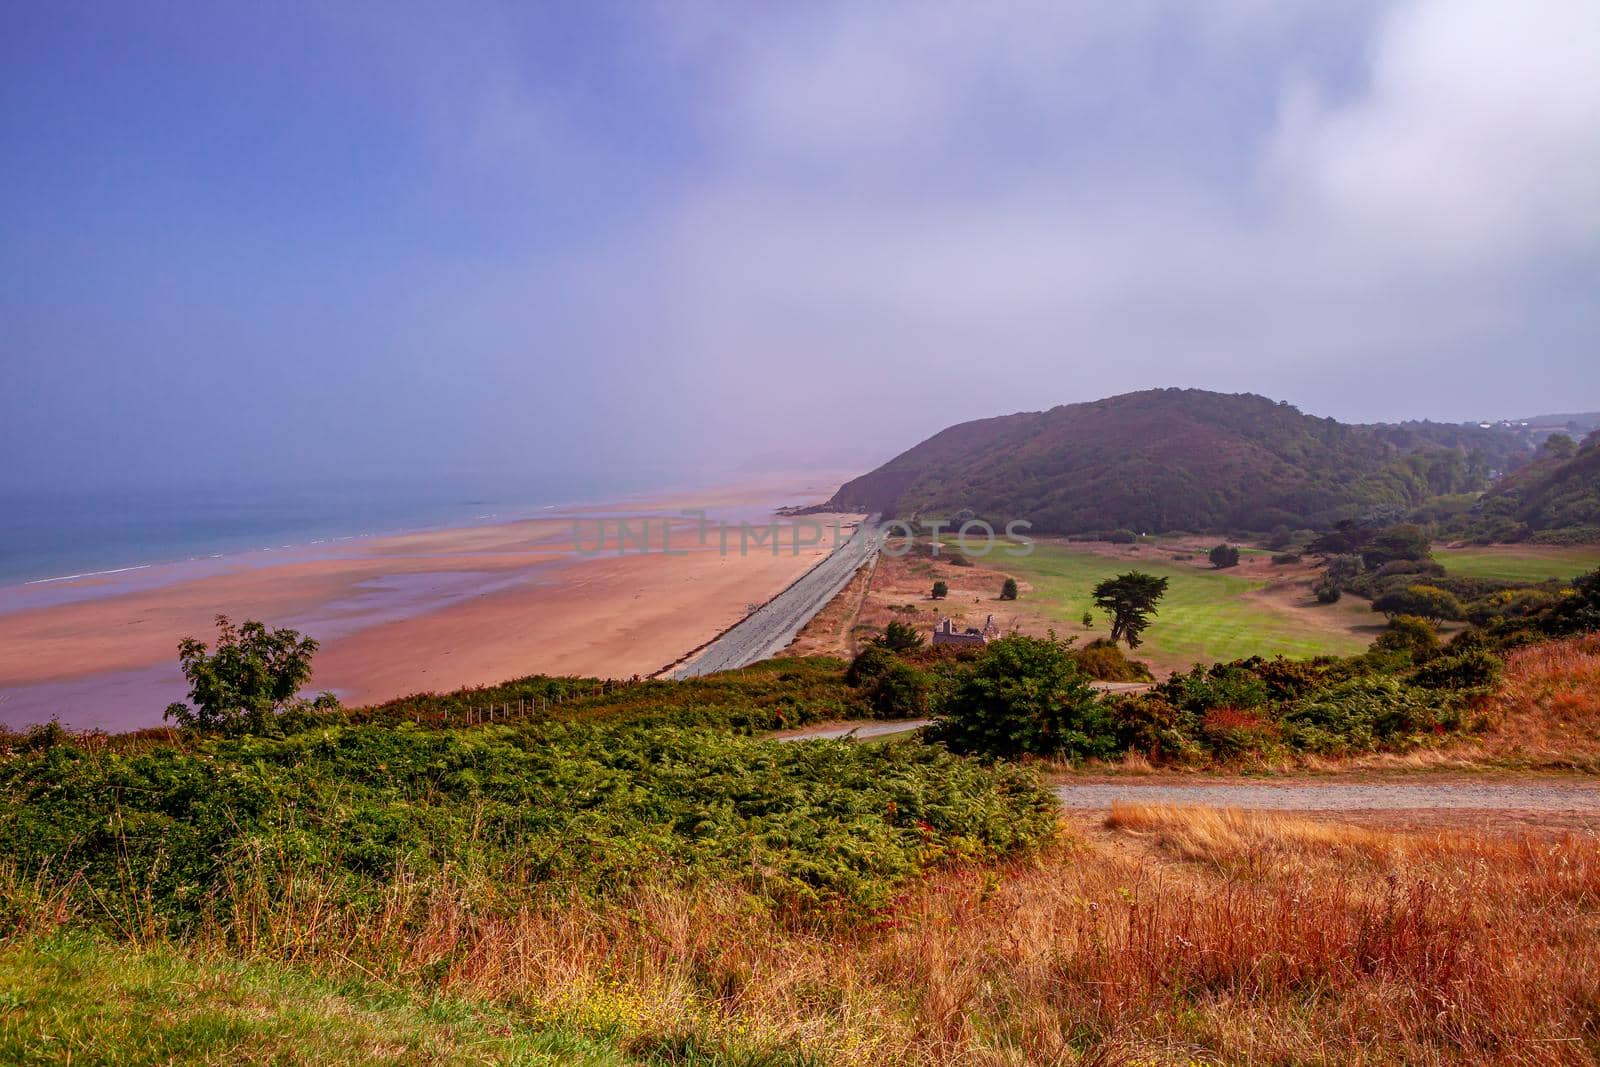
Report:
2,0,1597,493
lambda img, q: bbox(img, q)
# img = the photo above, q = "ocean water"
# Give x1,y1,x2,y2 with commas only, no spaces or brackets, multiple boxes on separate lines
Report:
0,477,633,588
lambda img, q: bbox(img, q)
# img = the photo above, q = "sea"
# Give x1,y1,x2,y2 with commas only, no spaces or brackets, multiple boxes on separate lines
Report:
0,475,647,589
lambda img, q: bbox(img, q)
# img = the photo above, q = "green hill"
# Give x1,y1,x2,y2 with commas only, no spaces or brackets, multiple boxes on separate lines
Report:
829,389,1524,534
1463,431,1600,543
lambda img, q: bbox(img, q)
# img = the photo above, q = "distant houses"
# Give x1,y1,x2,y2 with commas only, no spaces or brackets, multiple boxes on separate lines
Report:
932,614,1000,647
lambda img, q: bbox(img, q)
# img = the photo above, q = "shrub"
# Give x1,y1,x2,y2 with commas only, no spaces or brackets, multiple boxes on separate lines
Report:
1466,588,1561,627
926,635,1114,760
1270,553,1302,565
931,581,948,600
1372,584,1465,623
999,578,1019,601
846,645,897,687
1108,529,1137,544
1374,559,1446,580
1114,696,1200,763
866,660,934,717
876,620,925,652
1410,650,1504,691
1199,708,1280,761
1360,524,1432,569
0,722,1058,919
1315,583,1342,604
1072,639,1154,682
1283,677,1450,754
1371,616,1440,661
1235,656,1338,701
1209,544,1241,569
1157,663,1270,713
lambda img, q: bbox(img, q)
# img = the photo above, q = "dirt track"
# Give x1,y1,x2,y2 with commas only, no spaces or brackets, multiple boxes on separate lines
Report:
1053,779,1600,811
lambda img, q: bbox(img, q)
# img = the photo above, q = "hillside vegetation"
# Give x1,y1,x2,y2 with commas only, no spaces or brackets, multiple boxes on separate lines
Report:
830,389,1525,534
4,566,1600,1063
1450,430,1600,544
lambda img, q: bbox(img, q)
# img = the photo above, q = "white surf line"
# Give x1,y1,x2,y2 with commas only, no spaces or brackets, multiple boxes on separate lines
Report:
24,563,154,585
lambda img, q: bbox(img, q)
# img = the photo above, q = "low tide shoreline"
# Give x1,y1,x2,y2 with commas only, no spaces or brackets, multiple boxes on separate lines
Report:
0,473,859,733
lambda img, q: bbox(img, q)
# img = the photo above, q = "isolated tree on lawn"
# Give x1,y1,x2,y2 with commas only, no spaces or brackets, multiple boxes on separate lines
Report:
1209,544,1240,569
164,615,332,735
999,577,1019,600
1092,572,1169,648
931,580,948,600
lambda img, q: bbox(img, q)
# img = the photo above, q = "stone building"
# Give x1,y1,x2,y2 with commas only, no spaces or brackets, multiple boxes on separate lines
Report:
931,614,1000,647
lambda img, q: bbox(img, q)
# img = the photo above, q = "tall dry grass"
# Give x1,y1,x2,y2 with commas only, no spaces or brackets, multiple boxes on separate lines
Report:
1477,634,1600,766
23,805,1580,1066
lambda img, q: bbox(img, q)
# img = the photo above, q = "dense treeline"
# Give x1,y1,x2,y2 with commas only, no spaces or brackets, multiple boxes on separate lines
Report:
1444,430,1600,544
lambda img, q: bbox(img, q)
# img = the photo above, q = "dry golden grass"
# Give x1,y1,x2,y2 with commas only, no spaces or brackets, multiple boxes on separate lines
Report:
1476,635,1600,766
65,805,1582,1065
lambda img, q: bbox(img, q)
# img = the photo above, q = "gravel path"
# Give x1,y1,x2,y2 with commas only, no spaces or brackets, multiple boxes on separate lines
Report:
674,517,883,678
1054,781,1600,811
772,719,931,742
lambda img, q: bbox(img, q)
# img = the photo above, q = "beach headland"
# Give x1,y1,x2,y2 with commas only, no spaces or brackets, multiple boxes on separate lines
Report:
0,473,861,732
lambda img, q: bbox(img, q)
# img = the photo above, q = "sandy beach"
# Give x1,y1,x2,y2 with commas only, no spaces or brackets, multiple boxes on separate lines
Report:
0,473,859,732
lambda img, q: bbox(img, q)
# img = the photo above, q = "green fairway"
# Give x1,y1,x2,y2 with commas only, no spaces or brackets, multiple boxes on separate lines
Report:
1434,546,1600,583
995,543,1373,668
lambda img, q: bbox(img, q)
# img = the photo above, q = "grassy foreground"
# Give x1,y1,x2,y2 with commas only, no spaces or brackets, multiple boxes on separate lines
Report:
7,799,1596,1065
4,634,1600,1062
0,935,621,1066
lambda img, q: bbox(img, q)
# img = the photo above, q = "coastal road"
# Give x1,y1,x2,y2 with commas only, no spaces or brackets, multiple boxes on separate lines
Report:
673,515,884,678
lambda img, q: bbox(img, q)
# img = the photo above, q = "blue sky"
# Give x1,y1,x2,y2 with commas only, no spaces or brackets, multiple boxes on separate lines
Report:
2,1,1597,493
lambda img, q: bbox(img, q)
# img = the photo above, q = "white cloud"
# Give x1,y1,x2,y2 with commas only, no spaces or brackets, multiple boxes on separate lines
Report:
1268,0,1600,263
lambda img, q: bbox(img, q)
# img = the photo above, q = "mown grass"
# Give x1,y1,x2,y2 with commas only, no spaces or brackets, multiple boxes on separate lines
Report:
1435,545,1600,583
0,934,623,1066
994,542,1371,665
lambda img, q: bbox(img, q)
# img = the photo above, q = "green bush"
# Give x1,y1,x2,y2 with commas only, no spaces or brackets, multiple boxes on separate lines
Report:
1410,650,1504,691
1156,663,1271,714
1108,529,1138,544
1371,616,1440,661
845,645,897,687
1208,544,1241,569
1315,584,1342,604
1071,639,1154,682
866,660,934,718
1283,677,1450,754
0,721,1057,923
1114,696,1201,763
877,620,926,652
926,636,1114,760
1372,584,1465,623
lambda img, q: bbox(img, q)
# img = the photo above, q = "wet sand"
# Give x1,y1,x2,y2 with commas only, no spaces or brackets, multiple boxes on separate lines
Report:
0,473,859,732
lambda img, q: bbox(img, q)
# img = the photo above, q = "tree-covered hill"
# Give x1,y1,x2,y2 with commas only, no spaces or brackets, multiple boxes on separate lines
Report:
1460,431,1600,543
829,389,1527,534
